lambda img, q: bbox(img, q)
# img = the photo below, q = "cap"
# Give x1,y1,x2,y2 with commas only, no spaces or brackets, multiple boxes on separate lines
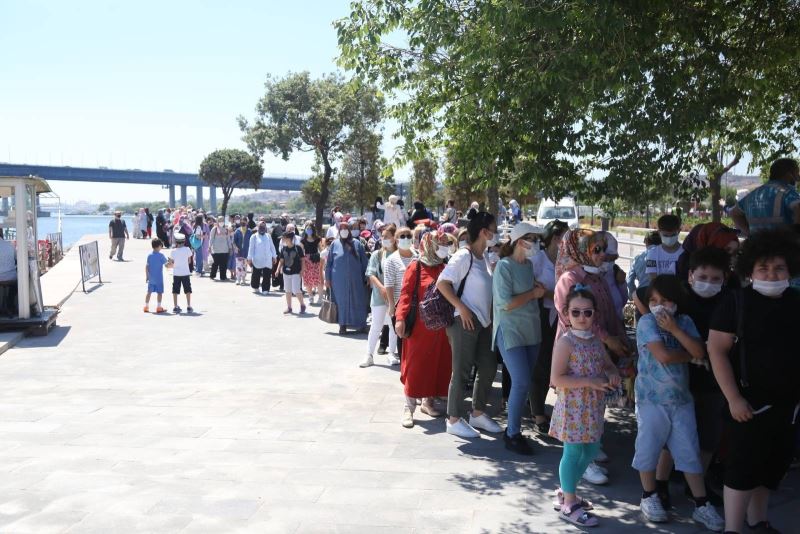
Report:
510,222,543,244
173,232,185,242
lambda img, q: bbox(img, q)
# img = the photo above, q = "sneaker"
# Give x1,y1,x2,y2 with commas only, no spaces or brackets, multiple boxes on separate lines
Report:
593,463,608,475
469,413,502,433
143,306,149,313
299,305,306,314
283,308,292,315
503,432,534,455
173,306,182,314
747,521,782,533
446,418,480,438
359,355,374,368
155,307,166,314
401,405,414,428
387,353,400,366
657,486,672,511
420,401,443,417
186,307,194,314
581,463,609,485
377,347,388,355
594,447,609,463
640,493,668,523
692,502,724,532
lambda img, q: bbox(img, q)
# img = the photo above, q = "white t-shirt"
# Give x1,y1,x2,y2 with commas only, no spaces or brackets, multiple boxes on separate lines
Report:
438,248,493,328
171,246,193,276
530,251,557,326
645,245,684,276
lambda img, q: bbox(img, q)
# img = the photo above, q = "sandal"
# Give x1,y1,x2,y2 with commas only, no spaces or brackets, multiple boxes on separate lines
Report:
747,521,782,533
552,488,594,511
559,503,599,527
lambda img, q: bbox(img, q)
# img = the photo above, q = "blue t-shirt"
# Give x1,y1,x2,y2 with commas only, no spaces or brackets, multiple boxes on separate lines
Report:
147,252,168,284
635,313,699,406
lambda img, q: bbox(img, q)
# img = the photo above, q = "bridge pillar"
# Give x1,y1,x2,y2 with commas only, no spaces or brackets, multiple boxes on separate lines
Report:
1,197,8,215
168,185,175,208
209,187,218,214
196,186,204,211
180,185,187,207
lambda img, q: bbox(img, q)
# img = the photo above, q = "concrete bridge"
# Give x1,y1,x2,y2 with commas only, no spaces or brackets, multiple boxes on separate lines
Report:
0,163,310,212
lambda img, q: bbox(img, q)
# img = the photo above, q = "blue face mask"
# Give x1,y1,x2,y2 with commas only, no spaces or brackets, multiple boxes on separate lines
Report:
305,228,313,236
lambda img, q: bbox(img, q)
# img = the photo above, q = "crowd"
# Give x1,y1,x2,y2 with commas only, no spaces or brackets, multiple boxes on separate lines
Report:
118,157,800,533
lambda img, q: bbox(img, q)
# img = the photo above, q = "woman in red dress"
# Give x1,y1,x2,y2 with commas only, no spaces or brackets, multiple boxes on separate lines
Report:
395,229,453,428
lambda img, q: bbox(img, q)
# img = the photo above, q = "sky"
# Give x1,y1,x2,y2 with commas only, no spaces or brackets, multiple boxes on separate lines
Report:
0,0,399,203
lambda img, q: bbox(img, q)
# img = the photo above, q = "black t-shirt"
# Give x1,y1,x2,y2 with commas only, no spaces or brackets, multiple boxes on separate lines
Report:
684,282,728,393
301,237,319,255
709,286,800,406
281,245,304,275
109,218,127,238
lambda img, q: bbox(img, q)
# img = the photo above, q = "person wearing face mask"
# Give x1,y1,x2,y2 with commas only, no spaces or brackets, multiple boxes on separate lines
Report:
627,231,661,299
247,223,277,294
456,228,470,251
634,275,724,530
549,285,620,527
300,224,324,304
646,214,685,281
395,231,454,427
361,224,398,368
530,220,569,434
383,226,418,365
707,229,800,534
437,211,503,439
325,222,369,335
233,218,252,285
731,157,800,237
492,222,546,454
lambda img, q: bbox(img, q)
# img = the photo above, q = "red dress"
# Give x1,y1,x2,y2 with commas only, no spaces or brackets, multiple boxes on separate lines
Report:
395,260,452,398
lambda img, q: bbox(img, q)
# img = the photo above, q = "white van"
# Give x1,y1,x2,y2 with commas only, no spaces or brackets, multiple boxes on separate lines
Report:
536,197,581,229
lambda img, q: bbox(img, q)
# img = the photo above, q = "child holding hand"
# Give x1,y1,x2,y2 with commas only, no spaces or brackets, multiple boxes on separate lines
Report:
549,284,620,527
144,238,172,313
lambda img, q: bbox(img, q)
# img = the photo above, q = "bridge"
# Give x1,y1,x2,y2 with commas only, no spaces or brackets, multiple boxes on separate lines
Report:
0,163,311,212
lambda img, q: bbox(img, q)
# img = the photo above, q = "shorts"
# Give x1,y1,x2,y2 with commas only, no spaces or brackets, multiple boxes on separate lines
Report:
693,390,726,453
147,281,164,294
284,273,302,295
724,403,796,491
632,402,702,474
172,275,192,295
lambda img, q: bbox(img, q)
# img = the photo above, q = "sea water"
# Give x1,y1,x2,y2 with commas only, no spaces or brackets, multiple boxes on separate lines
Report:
36,215,120,248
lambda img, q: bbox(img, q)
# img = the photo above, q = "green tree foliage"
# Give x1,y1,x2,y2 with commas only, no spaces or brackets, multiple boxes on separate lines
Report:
335,130,384,214
238,72,384,230
96,203,109,213
337,1,800,215
198,149,263,217
410,157,438,208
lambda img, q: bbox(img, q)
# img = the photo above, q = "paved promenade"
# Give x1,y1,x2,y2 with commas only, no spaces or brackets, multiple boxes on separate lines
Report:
0,236,797,533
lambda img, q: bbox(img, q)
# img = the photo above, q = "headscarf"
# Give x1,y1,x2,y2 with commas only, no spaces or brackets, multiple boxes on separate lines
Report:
556,229,604,278
440,222,457,235
419,230,444,267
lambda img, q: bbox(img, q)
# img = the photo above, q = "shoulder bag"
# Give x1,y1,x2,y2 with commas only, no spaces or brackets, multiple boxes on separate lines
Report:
401,260,421,337
319,288,338,324
420,252,473,331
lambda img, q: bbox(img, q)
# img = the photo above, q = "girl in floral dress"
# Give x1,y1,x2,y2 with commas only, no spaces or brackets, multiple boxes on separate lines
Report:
549,284,621,527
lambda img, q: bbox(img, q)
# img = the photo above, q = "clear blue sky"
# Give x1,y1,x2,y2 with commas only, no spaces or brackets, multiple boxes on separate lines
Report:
0,0,396,203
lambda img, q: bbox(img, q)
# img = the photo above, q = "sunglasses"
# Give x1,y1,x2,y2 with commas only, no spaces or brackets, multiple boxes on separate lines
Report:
397,234,413,239
569,308,594,318
520,235,539,243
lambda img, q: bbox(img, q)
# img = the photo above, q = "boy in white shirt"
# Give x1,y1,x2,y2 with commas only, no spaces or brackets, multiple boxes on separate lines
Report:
646,215,684,281
170,233,194,314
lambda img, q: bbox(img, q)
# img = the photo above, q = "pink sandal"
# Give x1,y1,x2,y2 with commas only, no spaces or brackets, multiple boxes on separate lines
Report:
552,487,594,511
559,503,599,527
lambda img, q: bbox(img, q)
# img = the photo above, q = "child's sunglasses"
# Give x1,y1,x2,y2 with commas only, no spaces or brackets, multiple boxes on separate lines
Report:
569,308,594,318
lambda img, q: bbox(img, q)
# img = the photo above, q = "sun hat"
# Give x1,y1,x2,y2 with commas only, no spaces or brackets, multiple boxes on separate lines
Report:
173,232,186,242
510,222,543,244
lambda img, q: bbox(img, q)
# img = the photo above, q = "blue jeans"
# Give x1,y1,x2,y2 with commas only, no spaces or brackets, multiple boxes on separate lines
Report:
497,327,539,436
194,249,203,273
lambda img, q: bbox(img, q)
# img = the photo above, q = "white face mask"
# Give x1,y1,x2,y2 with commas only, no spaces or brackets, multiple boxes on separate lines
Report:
691,280,723,298
521,240,538,259
435,245,450,259
397,238,413,250
381,238,394,249
458,240,468,249
751,279,789,297
339,229,350,239
660,233,679,247
571,328,594,339
486,251,499,264
485,232,498,247
650,303,677,316
582,264,601,274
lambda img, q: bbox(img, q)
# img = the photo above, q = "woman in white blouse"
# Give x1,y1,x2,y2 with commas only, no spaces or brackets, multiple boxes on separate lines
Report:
530,220,569,433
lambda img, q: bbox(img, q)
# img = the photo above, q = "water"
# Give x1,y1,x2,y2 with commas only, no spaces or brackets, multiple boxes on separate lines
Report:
36,215,116,248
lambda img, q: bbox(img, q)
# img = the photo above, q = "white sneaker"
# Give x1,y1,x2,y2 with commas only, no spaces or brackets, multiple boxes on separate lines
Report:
593,463,608,475
469,413,502,433
446,418,480,438
402,405,414,428
581,462,609,485
594,447,608,463
692,502,724,532
640,493,668,523
359,355,374,368
387,353,400,366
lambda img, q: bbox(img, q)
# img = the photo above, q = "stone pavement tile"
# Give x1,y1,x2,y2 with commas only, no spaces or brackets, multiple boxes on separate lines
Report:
316,487,421,508
0,508,87,533
296,524,415,534
147,495,263,521
339,457,433,474
181,516,299,534
64,512,193,533
252,504,413,528
411,509,473,532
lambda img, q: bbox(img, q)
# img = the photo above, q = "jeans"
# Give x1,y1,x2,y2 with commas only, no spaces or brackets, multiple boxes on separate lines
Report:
531,307,557,417
497,327,539,436
560,442,600,493
210,252,229,280
446,313,496,419
367,304,397,356
251,266,272,292
194,249,203,273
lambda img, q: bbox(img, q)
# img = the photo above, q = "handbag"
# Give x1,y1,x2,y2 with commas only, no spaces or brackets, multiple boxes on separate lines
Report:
319,289,338,324
402,260,421,337
420,252,473,330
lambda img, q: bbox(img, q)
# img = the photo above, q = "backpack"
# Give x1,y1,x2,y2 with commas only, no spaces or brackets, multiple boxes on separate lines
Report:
420,252,473,330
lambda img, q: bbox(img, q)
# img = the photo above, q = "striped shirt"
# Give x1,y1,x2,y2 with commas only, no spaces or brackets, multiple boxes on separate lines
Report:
383,251,416,305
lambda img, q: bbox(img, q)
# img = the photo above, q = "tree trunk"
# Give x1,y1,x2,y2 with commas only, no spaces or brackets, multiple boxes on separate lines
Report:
710,153,741,223
220,187,232,218
358,157,366,215
316,153,333,232
486,183,499,218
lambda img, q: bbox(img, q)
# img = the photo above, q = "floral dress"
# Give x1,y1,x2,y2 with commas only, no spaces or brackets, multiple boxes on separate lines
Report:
301,237,322,288
549,332,607,444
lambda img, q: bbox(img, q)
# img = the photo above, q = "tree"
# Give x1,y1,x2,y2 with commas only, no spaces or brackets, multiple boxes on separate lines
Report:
96,202,109,213
238,72,383,230
337,1,800,213
198,149,263,217
410,157,438,208
336,130,383,214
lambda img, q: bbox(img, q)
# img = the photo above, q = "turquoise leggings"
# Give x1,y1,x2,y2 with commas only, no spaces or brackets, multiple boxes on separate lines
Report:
559,442,601,493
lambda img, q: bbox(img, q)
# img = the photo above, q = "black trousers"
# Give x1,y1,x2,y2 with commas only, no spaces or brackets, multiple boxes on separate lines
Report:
251,266,272,291
210,252,229,280
390,315,403,360
379,324,389,351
